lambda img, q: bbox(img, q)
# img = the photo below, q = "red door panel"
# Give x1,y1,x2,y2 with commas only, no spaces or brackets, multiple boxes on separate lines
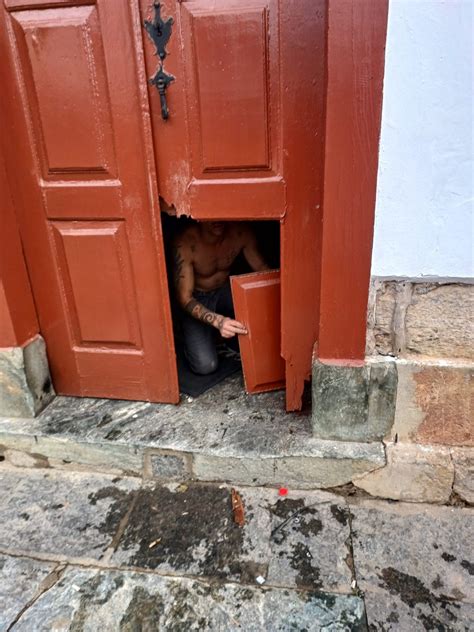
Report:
0,0,179,402
231,271,285,394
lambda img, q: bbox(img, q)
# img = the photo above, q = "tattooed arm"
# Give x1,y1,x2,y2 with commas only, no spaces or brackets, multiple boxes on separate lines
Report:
173,240,247,338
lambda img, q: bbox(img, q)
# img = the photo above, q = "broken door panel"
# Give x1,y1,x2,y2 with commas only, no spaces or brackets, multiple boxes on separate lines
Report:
231,271,285,394
0,1,179,402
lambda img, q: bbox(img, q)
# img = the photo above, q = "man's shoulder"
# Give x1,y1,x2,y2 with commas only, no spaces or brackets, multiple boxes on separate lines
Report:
174,225,199,248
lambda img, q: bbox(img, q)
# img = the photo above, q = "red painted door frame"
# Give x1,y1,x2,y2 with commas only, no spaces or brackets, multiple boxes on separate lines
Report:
0,147,39,348
317,0,389,365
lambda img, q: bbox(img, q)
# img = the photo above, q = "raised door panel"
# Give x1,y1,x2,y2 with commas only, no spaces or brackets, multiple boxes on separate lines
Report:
1,0,179,402
231,271,285,394
11,6,116,179
51,221,140,346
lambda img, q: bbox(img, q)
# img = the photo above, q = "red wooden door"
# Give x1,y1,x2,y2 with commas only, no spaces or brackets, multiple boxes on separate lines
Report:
141,0,326,409
0,0,179,403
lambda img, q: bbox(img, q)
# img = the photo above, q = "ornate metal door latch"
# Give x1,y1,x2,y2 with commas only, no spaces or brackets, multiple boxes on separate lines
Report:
144,2,175,120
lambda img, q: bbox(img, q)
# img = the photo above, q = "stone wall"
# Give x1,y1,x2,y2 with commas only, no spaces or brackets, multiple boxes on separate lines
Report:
366,278,473,360
313,278,473,505
355,278,473,504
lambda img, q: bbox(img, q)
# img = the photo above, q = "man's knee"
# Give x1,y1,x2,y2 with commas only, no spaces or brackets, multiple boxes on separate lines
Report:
188,354,218,375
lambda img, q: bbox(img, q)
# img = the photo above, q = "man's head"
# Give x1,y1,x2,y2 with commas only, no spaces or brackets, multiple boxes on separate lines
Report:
201,221,226,237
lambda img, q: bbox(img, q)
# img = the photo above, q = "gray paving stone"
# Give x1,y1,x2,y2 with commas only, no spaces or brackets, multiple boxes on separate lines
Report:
350,500,474,603
266,493,353,592
364,588,474,632
0,468,139,560
11,566,367,632
0,555,56,630
112,484,353,592
351,499,474,630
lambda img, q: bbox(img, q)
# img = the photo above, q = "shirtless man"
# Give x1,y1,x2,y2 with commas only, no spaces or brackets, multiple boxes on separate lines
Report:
173,221,269,375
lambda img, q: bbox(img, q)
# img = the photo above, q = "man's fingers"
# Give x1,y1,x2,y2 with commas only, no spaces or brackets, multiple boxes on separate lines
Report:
228,320,247,333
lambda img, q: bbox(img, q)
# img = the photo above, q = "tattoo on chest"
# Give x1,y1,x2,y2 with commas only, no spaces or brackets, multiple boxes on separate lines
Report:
184,298,224,330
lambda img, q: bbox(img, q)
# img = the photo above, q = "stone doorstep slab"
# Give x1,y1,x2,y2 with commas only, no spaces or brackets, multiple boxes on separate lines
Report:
0,424,386,489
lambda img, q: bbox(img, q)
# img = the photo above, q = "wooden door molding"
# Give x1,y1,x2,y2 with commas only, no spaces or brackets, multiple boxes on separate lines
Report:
0,148,39,348
317,0,389,362
0,0,179,402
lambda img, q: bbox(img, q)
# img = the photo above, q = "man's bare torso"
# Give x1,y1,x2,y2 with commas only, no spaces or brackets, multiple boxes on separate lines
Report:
177,222,248,292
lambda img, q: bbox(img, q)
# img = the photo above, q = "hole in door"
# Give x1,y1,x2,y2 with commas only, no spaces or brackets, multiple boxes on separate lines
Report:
160,213,280,398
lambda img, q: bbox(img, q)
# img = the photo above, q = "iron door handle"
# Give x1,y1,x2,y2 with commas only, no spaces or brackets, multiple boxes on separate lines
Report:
144,2,175,121
153,66,174,121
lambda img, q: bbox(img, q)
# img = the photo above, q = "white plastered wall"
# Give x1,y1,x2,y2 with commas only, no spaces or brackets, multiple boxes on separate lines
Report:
371,0,473,279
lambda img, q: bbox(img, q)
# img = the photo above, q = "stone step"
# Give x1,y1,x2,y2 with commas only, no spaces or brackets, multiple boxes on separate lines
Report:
0,375,385,489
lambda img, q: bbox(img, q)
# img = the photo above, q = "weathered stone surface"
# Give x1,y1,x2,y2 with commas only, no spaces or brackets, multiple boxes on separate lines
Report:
406,283,474,359
0,433,143,475
0,468,139,559
0,376,385,489
312,358,397,442
145,449,192,480
112,484,353,593
370,280,397,356
368,279,474,360
266,494,353,592
4,448,49,469
389,360,473,447
452,448,474,504
23,336,55,414
12,566,367,632
364,587,474,631
193,448,384,489
353,442,454,503
0,336,54,418
0,555,57,630
351,499,474,604
0,347,35,418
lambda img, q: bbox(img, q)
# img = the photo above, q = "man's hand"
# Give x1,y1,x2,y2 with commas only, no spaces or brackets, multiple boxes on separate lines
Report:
217,317,247,338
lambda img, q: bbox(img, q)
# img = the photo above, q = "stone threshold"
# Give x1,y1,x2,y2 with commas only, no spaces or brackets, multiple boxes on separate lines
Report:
0,374,385,489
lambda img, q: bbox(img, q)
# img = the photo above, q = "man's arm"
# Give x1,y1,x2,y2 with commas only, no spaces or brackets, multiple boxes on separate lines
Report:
173,241,247,338
241,227,270,272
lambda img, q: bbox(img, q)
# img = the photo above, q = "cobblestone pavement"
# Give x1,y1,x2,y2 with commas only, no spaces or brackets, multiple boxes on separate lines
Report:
0,465,472,631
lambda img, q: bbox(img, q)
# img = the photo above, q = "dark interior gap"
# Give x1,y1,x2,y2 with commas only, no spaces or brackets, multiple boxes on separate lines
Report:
160,213,281,397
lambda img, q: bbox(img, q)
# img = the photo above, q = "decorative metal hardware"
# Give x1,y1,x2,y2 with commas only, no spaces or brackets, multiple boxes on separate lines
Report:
144,2,175,120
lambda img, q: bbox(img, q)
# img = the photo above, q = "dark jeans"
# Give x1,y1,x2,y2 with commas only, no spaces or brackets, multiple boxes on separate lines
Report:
181,282,235,375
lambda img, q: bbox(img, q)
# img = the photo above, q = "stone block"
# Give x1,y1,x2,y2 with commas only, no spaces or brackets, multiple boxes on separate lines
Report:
352,499,474,629
0,555,57,630
0,336,54,417
193,443,385,489
372,280,397,355
451,447,474,504
12,566,367,632
0,432,143,476
0,468,139,560
312,358,397,442
353,443,454,503
389,360,473,446
406,283,474,359
144,449,192,481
